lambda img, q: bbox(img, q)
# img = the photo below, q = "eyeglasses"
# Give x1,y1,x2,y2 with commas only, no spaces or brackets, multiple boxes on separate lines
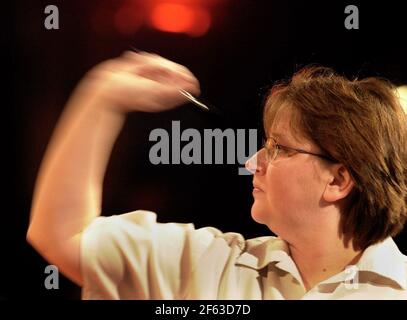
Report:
264,137,337,163
245,136,337,173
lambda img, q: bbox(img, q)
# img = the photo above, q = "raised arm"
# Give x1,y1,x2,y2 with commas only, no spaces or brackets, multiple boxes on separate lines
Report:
26,52,200,286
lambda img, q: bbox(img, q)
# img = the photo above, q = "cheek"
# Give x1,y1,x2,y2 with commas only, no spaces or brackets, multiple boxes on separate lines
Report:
255,164,319,229
250,167,295,226
266,168,300,216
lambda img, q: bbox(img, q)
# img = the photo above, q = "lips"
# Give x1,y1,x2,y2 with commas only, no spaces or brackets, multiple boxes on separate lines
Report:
253,182,264,192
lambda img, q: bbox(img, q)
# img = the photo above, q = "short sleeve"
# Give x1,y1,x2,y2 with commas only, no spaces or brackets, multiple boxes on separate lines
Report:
80,210,241,299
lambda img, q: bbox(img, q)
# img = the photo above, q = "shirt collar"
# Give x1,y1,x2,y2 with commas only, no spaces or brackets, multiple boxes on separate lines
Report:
353,237,407,289
236,236,407,290
315,237,407,290
236,236,290,270
235,236,304,285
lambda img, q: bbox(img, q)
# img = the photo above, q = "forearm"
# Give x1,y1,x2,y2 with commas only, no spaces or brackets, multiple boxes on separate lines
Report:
27,81,126,248
26,52,200,285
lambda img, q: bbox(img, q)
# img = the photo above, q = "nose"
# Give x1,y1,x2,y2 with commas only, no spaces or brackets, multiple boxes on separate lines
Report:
245,152,259,175
245,149,268,175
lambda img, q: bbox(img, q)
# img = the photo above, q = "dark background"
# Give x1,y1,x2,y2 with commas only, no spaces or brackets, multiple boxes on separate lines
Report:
9,0,407,299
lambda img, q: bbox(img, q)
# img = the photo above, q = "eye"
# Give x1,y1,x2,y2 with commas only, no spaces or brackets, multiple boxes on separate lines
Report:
262,138,271,149
277,144,293,156
275,144,284,151
261,138,267,148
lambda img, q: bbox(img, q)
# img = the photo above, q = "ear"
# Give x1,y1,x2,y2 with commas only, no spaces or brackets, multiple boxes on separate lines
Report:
323,164,355,203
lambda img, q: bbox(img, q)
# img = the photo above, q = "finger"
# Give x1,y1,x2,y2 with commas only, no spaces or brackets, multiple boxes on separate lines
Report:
137,52,197,81
135,64,200,93
123,76,199,113
118,50,148,70
119,51,201,98
91,58,131,75
121,51,199,88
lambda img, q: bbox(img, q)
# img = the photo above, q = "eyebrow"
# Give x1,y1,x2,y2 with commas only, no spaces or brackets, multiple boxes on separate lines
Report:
270,133,283,139
269,132,290,144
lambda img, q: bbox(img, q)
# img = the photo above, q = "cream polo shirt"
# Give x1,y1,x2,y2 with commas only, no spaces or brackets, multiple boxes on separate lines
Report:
80,210,407,300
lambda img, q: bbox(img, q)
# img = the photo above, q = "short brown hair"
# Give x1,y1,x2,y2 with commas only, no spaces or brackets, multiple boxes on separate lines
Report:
263,66,407,250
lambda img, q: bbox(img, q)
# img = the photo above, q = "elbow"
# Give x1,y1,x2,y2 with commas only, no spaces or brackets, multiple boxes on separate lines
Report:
27,204,58,253
26,222,61,268
26,224,45,252
26,217,52,255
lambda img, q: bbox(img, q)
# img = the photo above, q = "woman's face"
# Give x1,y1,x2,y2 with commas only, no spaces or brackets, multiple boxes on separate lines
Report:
250,108,333,242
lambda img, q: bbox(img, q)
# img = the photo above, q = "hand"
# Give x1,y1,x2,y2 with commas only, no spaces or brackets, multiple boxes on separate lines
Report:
84,51,201,113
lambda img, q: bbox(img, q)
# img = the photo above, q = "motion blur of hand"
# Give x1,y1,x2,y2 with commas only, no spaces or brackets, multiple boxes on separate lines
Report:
83,51,201,113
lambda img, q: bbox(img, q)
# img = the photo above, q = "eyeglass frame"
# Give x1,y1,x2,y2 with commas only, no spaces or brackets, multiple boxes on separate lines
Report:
261,136,338,164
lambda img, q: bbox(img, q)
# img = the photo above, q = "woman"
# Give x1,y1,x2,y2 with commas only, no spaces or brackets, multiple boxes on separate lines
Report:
27,51,407,299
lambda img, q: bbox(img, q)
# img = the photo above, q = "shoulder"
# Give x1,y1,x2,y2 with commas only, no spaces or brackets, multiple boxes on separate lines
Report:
82,210,193,243
80,211,287,298
81,210,281,255
81,210,286,268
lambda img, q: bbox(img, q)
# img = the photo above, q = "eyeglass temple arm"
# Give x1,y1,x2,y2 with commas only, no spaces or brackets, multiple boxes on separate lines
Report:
282,145,338,162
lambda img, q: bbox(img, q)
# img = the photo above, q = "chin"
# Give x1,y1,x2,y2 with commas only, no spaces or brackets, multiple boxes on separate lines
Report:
250,203,281,237
250,202,268,225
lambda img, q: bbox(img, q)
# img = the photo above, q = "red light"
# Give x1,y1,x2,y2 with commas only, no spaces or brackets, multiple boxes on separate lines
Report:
152,3,193,33
189,7,211,37
150,2,211,37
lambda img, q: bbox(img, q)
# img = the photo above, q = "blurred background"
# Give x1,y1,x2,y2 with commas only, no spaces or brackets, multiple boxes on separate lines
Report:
10,0,407,299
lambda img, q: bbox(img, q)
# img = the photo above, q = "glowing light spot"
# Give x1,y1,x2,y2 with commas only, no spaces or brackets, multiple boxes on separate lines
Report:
188,7,211,37
150,3,211,37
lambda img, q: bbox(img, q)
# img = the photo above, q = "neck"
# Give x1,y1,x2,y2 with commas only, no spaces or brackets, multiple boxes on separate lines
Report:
288,235,362,291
